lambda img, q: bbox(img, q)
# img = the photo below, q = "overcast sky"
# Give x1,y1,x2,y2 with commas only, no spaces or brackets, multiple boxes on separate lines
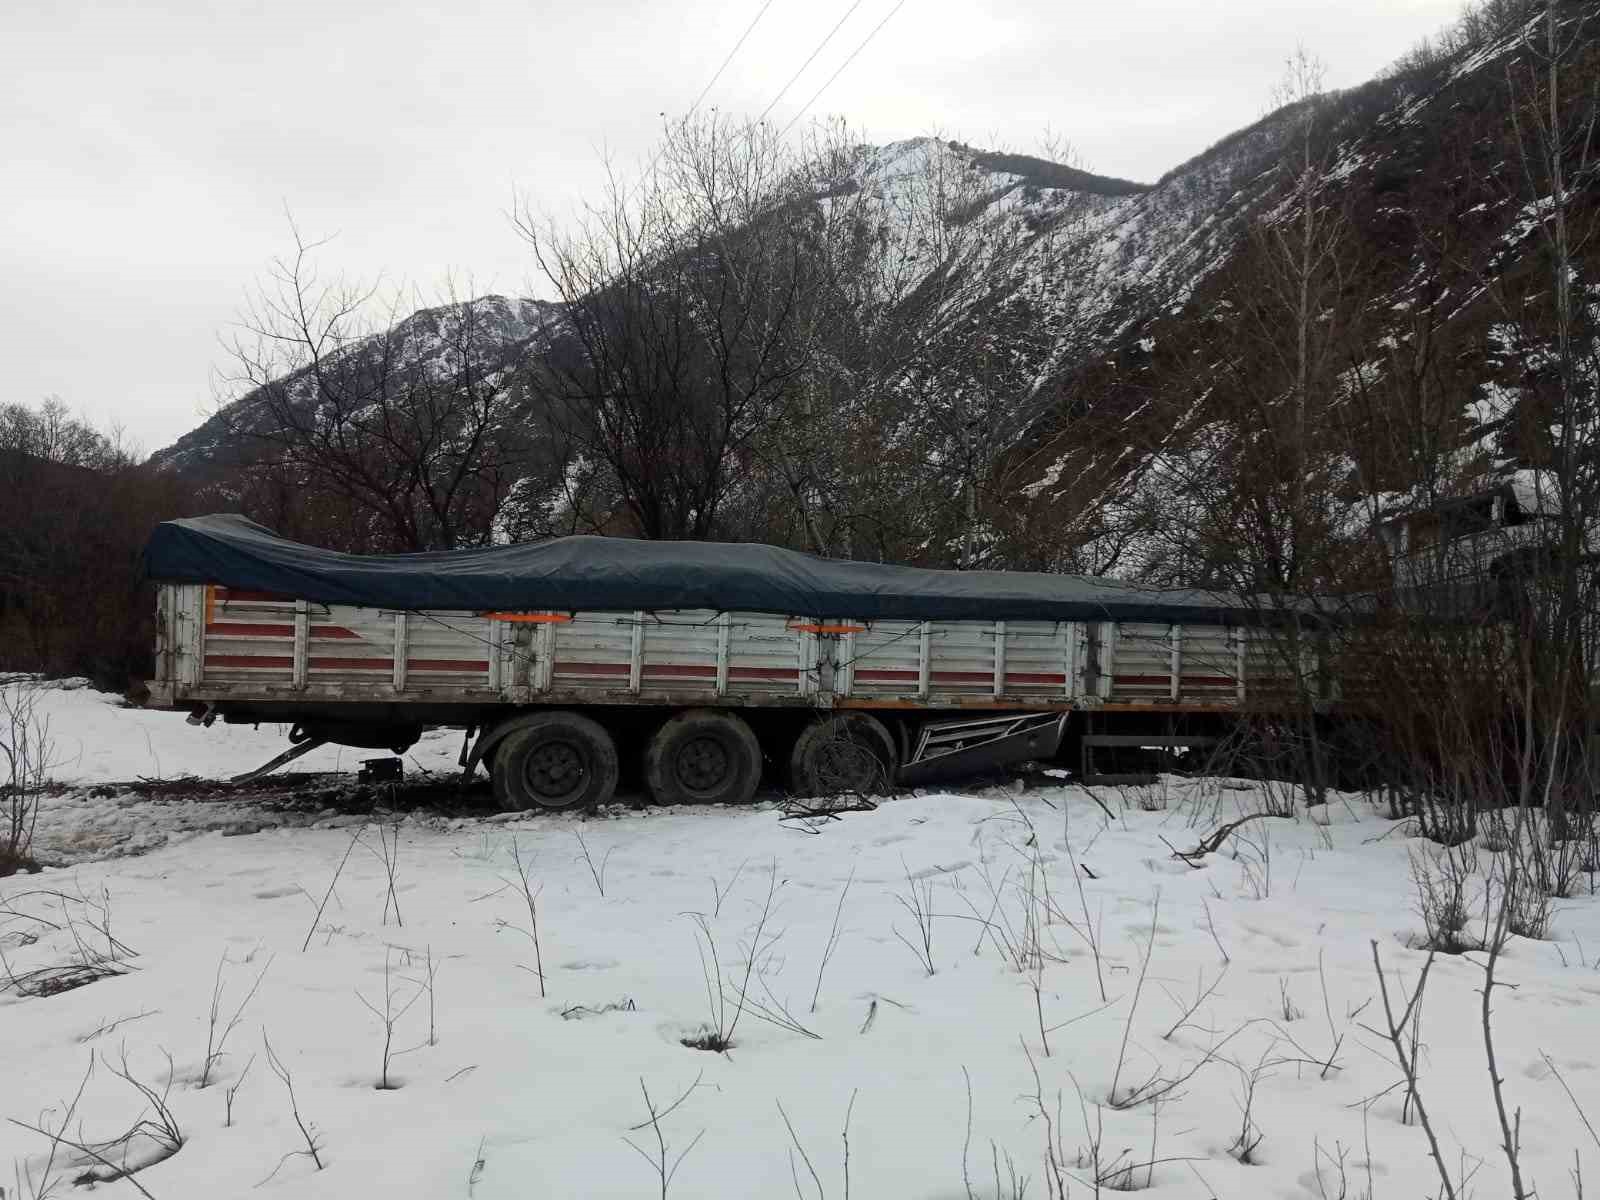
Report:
4,0,1460,452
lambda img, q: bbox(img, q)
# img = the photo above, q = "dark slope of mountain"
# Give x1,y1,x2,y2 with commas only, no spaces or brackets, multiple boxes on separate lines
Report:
957,146,1150,197
1009,1,1599,583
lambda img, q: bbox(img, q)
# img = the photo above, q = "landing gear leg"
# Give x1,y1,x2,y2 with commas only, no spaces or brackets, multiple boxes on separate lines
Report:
230,738,328,784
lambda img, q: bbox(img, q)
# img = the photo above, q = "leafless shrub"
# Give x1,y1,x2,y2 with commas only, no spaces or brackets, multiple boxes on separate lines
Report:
624,1075,705,1199
709,858,748,919
9,1048,184,1196
1108,895,1160,1108
1309,1136,1357,1200
1044,1060,1176,1195
891,861,938,977
1480,902,1531,1200
260,1030,325,1179
743,969,823,1042
1021,1043,1070,1199
775,1091,857,1200
1478,810,1514,853
370,821,403,927
301,821,365,952
1278,978,1304,1022
1126,779,1170,813
683,864,781,1053
197,950,271,1088
0,887,136,999
0,955,126,999
8,1060,89,1198
1233,822,1275,899
958,843,1065,979
76,1009,159,1044
1497,830,1556,939
1366,944,1456,1199
1160,964,1229,1041
1059,831,1108,1002
2,681,56,876
415,944,440,1046
810,868,854,1014
574,830,615,897
1409,843,1481,953
1227,1050,1272,1165
80,1047,186,1184
499,838,546,998
962,1065,1032,1200
1540,1050,1600,1164
224,1055,253,1127
560,997,637,1020
1202,898,1230,965
356,947,425,1090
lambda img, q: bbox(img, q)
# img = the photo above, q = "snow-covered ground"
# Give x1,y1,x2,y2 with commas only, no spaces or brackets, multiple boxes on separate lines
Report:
32,679,465,786
6,684,1600,1198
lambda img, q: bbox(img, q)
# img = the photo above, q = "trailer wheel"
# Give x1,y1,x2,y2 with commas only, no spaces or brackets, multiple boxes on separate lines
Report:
788,713,897,798
492,712,619,811
643,709,763,806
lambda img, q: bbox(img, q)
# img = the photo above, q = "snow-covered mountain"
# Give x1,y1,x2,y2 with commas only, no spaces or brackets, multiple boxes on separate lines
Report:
152,1,1598,578
151,296,562,475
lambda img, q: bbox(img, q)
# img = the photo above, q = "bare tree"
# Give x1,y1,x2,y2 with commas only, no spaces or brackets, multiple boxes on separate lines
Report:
517,114,821,541
224,227,544,552
0,398,186,684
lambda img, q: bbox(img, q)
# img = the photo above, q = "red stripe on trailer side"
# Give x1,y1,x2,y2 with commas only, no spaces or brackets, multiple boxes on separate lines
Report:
854,668,919,681
1003,672,1068,684
1178,676,1238,688
1114,675,1174,686
205,654,488,673
552,663,798,682
205,654,292,668
555,662,629,675
206,622,294,638
930,671,992,683
205,623,363,640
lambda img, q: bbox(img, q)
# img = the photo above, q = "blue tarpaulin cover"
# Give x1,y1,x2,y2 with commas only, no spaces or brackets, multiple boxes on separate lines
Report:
144,514,1271,625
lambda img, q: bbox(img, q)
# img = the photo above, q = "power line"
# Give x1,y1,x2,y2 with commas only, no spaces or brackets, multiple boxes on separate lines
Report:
626,1,780,206
755,0,866,126
689,0,781,116
780,0,908,136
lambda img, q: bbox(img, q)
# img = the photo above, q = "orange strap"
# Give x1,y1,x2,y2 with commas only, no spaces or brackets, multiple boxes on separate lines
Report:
483,612,573,623
787,621,867,635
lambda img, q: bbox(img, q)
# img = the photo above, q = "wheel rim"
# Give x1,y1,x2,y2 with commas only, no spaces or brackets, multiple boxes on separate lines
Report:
675,734,732,794
522,739,587,803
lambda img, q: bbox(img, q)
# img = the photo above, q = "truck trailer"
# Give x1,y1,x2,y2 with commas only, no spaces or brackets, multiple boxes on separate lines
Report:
143,515,1314,808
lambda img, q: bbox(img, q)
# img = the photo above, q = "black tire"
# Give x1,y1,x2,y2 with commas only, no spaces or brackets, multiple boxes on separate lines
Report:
643,709,763,806
788,713,898,797
491,712,620,811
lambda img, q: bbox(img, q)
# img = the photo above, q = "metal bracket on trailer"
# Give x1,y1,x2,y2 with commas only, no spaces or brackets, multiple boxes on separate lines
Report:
897,712,1069,787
